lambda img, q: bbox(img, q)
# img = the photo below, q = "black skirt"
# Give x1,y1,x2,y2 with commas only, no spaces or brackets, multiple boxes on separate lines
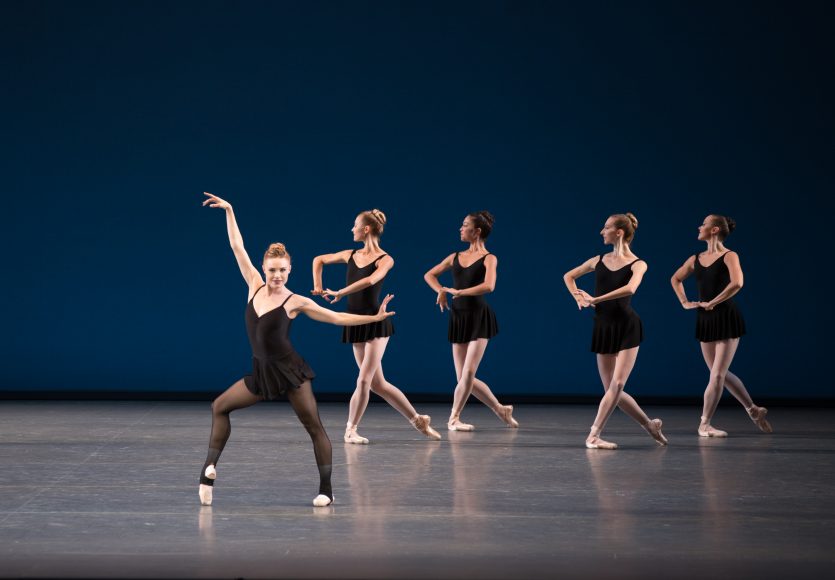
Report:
244,353,315,400
448,305,499,343
591,312,643,354
696,302,746,342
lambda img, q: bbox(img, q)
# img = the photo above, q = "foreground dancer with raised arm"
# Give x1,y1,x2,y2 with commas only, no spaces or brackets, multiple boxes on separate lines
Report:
670,215,771,437
199,192,395,508
423,211,518,432
563,213,667,449
311,209,440,444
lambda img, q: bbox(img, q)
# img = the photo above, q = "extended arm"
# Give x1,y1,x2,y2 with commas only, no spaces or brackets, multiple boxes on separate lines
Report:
203,192,262,290
671,256,700,309
292,294,395,325
702,252,744,310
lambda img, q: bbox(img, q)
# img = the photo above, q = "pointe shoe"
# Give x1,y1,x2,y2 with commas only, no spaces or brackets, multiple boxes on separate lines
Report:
747,406,773,433
447,418,475,432
495,405,519,428
644,418,668,446
586,426,617,449
313,494,334,507
698,422,728,438
411,415,442,440
204,465,217,481
199,484,213,506
344,424,369,445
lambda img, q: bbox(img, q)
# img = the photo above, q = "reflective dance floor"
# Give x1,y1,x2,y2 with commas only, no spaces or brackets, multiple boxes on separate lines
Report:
1,401,833,579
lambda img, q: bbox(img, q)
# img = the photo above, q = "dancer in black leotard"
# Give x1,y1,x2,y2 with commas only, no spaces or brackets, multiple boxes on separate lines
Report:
424,211,518,431
198,193,395,508
671,215,771,437
311,209,440,444
564,213,667,449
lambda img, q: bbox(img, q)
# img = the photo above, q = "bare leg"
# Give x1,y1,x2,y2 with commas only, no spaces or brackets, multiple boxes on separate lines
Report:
198,378,262,505
448,340,489,430
369,367,441,440
700,349,772,433
345,343,371,444
698,339,739,437
470,378,519,428
596,354,665,445
286,381,334,506
586,347,639,449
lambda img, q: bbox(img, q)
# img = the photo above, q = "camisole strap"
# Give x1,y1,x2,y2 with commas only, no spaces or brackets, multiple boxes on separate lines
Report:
279,293,295,308
250,284,266,302
372,253,388,264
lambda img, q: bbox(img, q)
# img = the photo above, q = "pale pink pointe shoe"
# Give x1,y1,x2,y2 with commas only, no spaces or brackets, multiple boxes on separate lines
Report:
586,426,617,449
344,423,369,444
447,416,475,431
698,416,728,438
494,404,519,428
643,418,668,446
746,405,773,433
411,414,442,440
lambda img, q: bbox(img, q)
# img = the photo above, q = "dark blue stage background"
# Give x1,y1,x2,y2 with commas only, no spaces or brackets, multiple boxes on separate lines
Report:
2,1,832,399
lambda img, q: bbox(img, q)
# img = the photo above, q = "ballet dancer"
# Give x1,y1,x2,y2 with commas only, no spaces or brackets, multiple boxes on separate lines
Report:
198,192,395,507
563,213,667,449
311,209,441,444
423,211,518,431
670,214,771,437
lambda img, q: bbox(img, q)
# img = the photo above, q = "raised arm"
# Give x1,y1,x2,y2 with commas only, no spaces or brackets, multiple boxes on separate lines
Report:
449,254,497,297
701,252,744,311
203,192,262,291
289,294,395,325
563,257,598,309
321,255,394,303
424,253,456,312
671,255,700,309
311,249,352,296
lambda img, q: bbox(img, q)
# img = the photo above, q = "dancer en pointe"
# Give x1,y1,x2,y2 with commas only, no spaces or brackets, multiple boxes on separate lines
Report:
423,211,518,432
198,192,395,508
563,213,667,449
311,209,440,444
670,215,771,437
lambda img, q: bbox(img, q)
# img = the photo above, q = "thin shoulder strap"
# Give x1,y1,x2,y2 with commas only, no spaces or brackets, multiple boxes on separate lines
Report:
350,249,357,258
373,253,388,265
250,284,266,302
279,293,295,308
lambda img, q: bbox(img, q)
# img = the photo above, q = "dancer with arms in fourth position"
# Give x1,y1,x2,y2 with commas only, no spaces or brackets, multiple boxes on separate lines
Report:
424,211,518,432
311,209,441,444
198,192,395,507
563,213,667,449
670,215,771,437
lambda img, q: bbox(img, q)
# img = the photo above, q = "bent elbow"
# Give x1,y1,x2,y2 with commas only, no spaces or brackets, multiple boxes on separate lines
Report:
732,281,743,291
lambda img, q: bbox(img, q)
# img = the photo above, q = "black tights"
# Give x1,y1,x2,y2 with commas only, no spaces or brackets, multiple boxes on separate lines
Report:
200,379,333,499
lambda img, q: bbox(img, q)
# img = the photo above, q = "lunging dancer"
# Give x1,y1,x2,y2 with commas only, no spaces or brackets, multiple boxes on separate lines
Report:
199,192,395,507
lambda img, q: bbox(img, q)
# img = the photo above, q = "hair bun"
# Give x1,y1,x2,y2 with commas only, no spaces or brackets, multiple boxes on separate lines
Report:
478,210,495,227
625,212,638,230
725,216,736,232
269,242,286,253
371,209,387,225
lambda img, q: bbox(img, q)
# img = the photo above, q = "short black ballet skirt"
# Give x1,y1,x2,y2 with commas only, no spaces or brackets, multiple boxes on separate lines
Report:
341,251,395,343
243,288,315,400
590,256,644,354
694,252,746,342
448,253,499,343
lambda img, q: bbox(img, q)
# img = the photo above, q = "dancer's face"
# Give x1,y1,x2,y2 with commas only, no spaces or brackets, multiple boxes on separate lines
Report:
351,216,368,242
600,218,621,245
697,216,717,241
263,257,291,289
459,216,480,243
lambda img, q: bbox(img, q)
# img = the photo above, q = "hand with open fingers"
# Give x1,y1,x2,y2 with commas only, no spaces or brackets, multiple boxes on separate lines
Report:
202,192,231,210
377,294,396,319
681,301,700,310
436,289,449,312
321,289,341,304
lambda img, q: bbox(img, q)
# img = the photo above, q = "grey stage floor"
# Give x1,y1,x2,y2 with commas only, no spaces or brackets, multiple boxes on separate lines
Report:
1,401,834,579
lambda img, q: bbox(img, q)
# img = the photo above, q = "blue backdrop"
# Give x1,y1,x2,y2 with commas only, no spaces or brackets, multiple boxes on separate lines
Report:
2,1,832,399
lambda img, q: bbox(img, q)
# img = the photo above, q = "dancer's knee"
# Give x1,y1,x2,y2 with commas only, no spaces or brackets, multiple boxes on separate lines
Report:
608,379,626,393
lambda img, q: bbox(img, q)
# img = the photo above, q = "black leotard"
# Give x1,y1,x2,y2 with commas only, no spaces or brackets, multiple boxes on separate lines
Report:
590,256,643,354
694,252,746,342
243,286,315,399
341,250,394,343
448,252,498,343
